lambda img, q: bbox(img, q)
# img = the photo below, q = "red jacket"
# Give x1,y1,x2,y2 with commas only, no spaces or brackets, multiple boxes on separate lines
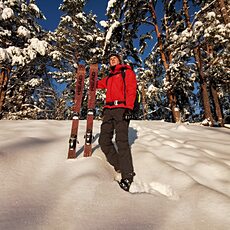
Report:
97,64,137,110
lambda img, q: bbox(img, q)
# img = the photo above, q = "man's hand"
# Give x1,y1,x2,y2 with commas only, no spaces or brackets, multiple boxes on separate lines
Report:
123,109,133,120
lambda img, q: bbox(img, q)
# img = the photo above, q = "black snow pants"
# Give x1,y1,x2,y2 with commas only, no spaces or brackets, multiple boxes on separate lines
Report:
98,108,134,179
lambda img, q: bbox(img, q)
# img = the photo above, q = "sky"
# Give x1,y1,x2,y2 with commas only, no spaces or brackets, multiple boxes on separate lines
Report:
35,0,161,60
35,0,198,61
36,1,198,32
36,0,108,31
0,120,230,229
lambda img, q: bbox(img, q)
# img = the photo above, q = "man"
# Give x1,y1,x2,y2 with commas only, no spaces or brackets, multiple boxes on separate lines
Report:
97,53,137,192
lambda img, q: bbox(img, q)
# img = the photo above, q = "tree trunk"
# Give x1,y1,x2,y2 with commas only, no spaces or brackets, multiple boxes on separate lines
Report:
141,82,147,120
0,67,9,116
168,92,181,123
217,0,230,24
183,0,191,28
183,0,214,126
195,48,214,126
148,1,180,123
164,15,181,123
207,44,224,127
210,81,224,126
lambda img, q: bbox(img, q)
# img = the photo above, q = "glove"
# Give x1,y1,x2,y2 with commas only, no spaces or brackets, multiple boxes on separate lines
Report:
123,109,133,121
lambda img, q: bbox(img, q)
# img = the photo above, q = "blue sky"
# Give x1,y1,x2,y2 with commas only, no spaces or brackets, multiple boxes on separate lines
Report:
36,0,108,31
36,0,198,63
35,0,166,64
36,1,198,32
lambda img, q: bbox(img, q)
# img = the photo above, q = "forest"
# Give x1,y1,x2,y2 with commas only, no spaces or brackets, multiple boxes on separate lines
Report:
0,0,229,126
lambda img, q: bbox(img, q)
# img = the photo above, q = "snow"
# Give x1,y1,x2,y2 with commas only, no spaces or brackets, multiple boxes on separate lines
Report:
103,20,120,53
29,3,40,14
194,21,203,28
147,84,158,93
1,7,14,20
99,20,108,28
76,12,86,23
0,38,48,66
85,35,93,41
0,120,229,230
49,50,62,61
27,78,42,87
0,47,8,62
106,0,117,14
17,26,31,38
62,15,72,22
206,11,216,20
28,38,48,56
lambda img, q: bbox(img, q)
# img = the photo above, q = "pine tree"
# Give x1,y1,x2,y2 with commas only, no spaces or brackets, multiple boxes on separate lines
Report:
189,0,230,125
53,0,103,118
55,0,103,65
0,0,54,119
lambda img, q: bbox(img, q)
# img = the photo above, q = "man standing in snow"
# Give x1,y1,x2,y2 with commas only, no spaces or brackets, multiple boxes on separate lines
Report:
97,53,137,192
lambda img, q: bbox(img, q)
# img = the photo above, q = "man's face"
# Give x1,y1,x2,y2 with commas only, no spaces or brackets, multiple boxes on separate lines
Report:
109,55,120,66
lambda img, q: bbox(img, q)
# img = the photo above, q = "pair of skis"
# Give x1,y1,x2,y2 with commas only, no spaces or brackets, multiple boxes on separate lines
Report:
68,64,98,159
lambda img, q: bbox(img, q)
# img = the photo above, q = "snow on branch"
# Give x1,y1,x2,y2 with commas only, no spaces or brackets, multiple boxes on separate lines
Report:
0,38,49,66
106,0,117,14
28,3,45,19
192,0,217,25
76,12,86,23
103,20,120,55
28,38,48,56
100,20,108,28
17,26,31,38
0,7,14,20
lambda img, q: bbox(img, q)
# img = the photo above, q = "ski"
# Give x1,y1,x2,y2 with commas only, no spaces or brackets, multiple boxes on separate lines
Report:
68,64,86,159
84,64,98,157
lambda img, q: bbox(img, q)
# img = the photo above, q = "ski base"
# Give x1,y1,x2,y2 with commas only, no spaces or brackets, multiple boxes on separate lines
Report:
67,65,86,159
83,64,98,157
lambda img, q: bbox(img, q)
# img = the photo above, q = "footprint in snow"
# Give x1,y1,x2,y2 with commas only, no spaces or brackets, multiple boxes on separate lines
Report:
114,172,179,200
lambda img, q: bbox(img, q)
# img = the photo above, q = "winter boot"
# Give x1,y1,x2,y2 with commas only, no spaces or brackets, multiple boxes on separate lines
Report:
119,172,135,192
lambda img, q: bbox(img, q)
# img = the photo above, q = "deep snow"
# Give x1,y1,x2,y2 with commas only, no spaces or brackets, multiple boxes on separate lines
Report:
0,120,230,230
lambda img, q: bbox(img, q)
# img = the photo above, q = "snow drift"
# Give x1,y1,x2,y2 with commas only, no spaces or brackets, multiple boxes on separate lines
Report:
0,120,230,230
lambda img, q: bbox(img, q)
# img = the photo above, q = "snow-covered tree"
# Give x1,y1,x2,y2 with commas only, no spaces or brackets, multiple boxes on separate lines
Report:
0,0,56,119
144,0,229,125
54,0,103,69
183,0,230,126
52,0,104,118
101,0,150,64
1,0,228,123
158,0,201,122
